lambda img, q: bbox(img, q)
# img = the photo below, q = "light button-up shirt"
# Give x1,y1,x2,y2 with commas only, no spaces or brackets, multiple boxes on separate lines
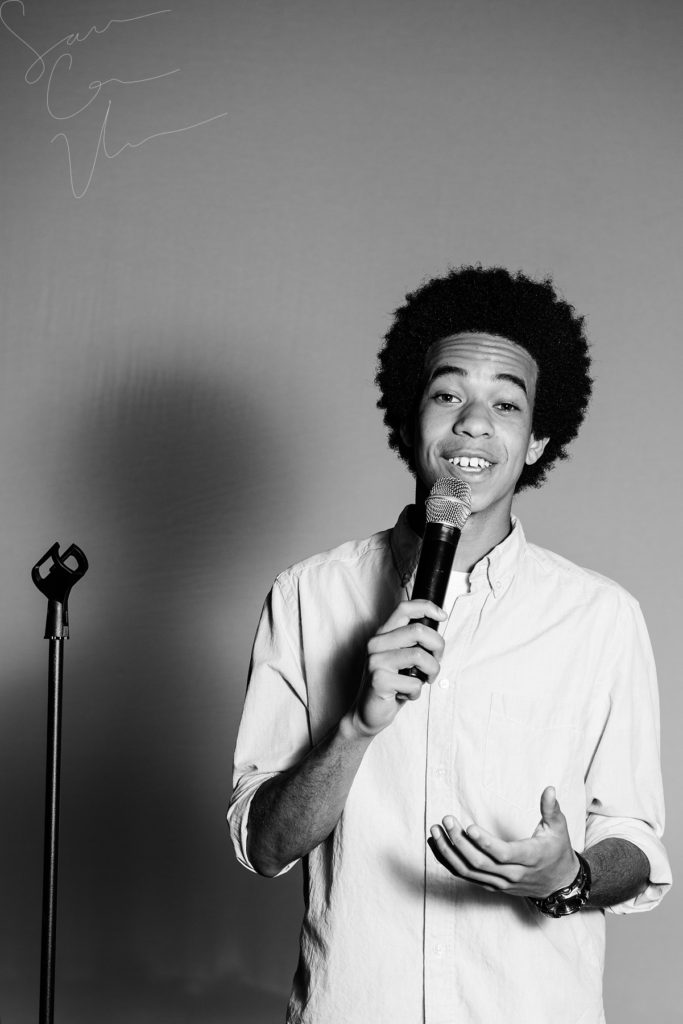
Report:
228,511,671,1024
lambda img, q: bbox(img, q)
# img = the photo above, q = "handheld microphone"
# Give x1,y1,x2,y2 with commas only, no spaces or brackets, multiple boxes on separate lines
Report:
402,477,471,681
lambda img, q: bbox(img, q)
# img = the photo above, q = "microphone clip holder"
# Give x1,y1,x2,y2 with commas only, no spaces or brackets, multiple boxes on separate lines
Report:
31,542,89,640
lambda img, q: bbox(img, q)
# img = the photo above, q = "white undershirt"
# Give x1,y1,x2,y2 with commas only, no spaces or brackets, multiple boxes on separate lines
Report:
441,569,470,620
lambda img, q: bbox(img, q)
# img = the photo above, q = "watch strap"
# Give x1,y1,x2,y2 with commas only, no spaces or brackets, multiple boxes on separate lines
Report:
531,851,592,918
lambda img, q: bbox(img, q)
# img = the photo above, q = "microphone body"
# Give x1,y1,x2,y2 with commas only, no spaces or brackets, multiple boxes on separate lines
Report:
402,477,471,681
411,521,462,630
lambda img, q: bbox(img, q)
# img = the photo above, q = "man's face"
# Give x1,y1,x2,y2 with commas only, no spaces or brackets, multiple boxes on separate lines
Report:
403,333,548,519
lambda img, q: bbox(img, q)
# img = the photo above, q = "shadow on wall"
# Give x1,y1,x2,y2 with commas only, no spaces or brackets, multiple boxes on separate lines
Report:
3,335,305,1022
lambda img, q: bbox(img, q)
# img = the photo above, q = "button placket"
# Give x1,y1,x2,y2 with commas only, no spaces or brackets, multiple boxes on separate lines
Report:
424,589,487,1022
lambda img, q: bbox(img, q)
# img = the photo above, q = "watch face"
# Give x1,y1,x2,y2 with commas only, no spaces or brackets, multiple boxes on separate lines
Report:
548,893,586,917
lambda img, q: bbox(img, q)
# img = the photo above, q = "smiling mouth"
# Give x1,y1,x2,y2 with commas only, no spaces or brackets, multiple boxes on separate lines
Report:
447,456,492,473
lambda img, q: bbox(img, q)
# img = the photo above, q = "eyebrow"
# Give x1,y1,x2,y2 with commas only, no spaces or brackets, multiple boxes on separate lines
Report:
427,363,528,396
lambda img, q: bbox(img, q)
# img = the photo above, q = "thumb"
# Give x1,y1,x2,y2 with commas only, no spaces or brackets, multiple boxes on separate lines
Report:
540,785,562,825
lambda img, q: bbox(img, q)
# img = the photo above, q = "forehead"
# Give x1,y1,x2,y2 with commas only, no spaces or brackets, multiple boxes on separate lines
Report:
423,333,539,391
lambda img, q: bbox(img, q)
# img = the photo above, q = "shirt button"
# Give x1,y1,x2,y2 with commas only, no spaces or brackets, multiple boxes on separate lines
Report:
435,766,447,777
438,677,450,689
434,944,444,957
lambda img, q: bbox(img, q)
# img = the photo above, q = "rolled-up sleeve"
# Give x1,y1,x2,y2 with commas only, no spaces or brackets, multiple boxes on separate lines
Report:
584,595,672,913
227,574,311,875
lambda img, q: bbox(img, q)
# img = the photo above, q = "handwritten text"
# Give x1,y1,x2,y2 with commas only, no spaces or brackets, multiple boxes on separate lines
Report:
0,2,227,198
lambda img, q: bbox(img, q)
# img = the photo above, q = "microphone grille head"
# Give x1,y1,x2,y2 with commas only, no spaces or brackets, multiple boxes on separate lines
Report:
425,477,472,530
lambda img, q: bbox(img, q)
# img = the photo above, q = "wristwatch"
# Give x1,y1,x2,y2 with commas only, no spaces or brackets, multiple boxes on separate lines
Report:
531,852,592,918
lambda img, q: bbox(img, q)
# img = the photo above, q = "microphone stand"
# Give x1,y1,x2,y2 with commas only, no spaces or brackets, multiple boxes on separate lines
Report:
31,543,89,1024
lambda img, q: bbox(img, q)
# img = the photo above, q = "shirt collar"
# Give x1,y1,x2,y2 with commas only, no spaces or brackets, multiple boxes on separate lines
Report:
390,505,526,600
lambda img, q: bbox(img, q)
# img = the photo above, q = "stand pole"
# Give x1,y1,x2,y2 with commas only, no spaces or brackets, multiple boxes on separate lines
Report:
39,638,64,1024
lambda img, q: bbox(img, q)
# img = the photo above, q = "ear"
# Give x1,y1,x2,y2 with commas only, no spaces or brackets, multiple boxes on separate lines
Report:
525,435,549,466
399,419,414,449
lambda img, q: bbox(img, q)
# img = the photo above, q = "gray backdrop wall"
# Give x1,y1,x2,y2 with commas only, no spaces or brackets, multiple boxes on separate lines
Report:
1,0,680,1021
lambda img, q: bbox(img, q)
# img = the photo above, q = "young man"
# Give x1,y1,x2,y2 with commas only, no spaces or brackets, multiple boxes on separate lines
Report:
228,266,670,1023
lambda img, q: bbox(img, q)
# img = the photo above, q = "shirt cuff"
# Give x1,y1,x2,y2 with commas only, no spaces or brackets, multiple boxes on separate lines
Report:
227,769,300,878
584,815,673,914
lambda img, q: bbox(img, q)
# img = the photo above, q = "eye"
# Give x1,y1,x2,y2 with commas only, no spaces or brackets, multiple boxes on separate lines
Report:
433,392,461,405
495,401,520,413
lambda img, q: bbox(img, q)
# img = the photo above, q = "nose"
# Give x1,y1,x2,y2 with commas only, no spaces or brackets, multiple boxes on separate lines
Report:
452,398,492,438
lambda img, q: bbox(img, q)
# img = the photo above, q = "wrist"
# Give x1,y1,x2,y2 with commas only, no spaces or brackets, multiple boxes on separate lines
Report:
554,850,581,892
531,852,592,918
338,708,380,744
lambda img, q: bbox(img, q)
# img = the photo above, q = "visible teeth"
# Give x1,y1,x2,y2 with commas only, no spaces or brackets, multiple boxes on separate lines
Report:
449,456,491,469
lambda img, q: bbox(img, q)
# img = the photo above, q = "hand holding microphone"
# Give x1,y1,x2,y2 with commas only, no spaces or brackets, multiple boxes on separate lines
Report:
350,479,471,737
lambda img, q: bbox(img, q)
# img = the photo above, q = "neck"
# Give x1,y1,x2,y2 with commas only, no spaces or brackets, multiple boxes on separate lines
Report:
451,510,513,572
411,483,514,573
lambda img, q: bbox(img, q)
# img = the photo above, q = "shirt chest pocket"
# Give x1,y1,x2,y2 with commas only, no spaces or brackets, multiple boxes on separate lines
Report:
482,692,582,814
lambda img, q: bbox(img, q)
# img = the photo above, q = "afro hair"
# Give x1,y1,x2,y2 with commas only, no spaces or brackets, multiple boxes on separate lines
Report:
375,265,592,491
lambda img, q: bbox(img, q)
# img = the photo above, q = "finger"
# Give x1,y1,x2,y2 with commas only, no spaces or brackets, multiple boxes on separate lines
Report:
368,670,423,703
429,826,506,890
376,600,447,635
368,645,441,682
441,817,506,873
369,621,445,657
428,831,485,879
443,818,535,881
